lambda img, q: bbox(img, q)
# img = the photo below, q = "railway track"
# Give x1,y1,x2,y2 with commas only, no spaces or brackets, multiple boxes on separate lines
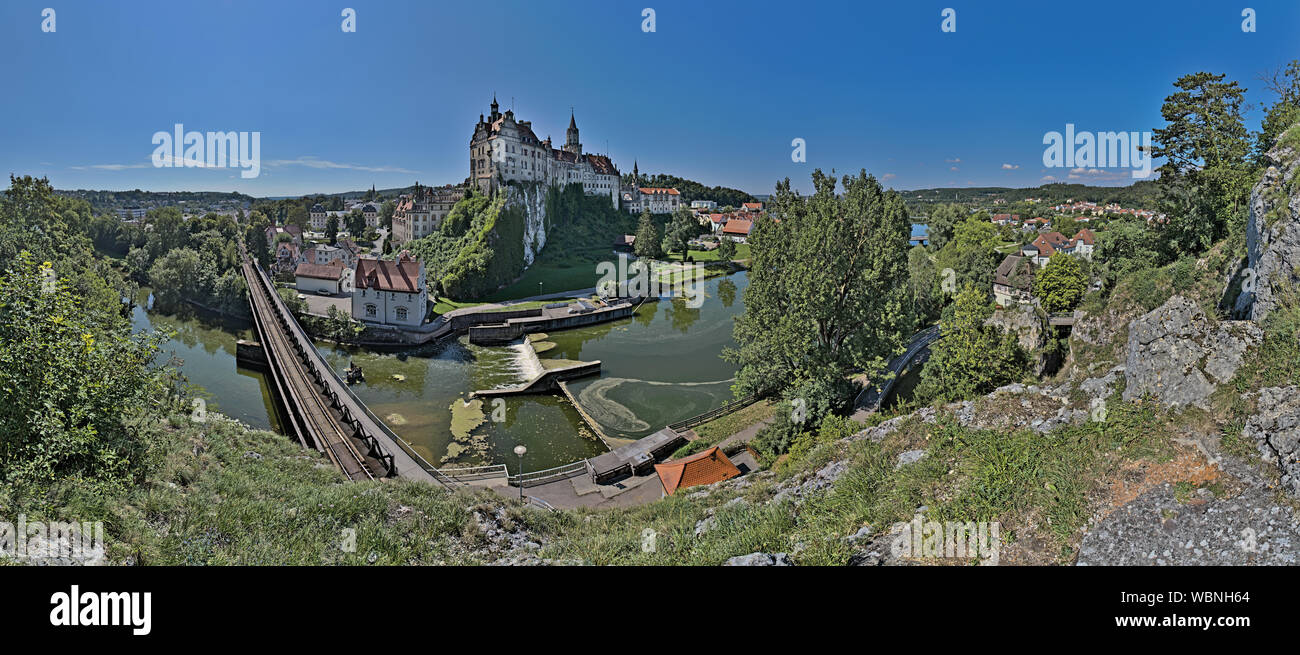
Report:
239,255,376,481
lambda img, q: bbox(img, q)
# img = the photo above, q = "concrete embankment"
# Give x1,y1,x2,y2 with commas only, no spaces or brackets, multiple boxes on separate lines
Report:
468,301,638,345
471,360,602,397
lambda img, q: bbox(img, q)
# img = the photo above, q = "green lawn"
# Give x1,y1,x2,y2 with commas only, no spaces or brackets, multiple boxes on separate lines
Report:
483,246,612,301
688,243,750,262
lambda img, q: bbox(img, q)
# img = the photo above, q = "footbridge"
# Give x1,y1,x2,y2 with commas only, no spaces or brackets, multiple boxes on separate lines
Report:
850,324,942,420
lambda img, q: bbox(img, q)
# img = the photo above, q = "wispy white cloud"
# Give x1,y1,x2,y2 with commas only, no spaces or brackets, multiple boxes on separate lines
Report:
265,156,421,175
1001,163,1019,170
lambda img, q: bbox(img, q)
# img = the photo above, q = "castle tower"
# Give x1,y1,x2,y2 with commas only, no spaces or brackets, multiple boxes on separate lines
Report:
633,160,639,185
490,95,500,122
564,110,581,155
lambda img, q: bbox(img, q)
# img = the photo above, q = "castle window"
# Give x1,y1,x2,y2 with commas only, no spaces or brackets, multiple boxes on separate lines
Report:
365,304,377,317
396,307,408,321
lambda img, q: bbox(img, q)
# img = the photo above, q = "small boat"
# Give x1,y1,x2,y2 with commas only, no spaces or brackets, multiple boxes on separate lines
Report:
345,360,364,384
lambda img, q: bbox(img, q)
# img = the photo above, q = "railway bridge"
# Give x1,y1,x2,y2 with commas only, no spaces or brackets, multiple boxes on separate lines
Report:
238,248,441,485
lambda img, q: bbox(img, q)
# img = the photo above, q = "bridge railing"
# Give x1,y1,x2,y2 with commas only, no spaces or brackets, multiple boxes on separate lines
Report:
510,459,590,488
667,394,760,433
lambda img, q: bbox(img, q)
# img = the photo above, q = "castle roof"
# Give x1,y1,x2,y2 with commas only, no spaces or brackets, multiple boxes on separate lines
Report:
586,154,618,176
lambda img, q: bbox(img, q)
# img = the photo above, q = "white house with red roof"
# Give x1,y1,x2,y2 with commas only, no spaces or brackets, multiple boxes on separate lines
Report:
721,218,753,243
1070,228,1096,260
351,252,427,327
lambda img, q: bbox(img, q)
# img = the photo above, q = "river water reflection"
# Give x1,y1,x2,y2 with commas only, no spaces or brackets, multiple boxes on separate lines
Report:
135,273,747,473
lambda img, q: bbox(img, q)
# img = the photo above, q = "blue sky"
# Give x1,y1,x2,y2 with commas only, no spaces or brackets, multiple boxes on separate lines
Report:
2,0,1297,197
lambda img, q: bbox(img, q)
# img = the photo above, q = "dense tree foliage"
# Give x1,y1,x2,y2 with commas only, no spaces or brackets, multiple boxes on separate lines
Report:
660,207,700,261
914,284,1027,404
621,172,757,208
634,210,662,259
0,253,170,492
1034,253,1088,313
1153,72,1255,257
933,216,1002,300
727,170,911,454
925,203,964,250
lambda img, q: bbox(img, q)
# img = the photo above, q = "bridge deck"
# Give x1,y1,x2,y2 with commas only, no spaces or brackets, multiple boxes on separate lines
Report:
240,251,439,485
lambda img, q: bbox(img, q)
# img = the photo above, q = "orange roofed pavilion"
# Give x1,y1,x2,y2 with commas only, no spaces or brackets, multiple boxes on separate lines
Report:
654,447,742,495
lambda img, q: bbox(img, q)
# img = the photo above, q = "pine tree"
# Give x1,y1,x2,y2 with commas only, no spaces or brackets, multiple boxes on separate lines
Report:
634,210,661,259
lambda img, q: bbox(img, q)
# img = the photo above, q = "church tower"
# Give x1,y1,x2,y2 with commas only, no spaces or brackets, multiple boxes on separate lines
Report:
564,110,581,155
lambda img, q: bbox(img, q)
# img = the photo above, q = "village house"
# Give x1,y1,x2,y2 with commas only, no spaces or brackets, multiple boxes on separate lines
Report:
691,199,717,210
739,201,764,214
993,254,1036,307
721,218,753,243
1071,228,1096,260
299,243,357,270
352,252,427,327
362,203,380,227
265,224,303,247
1023,231,1071,266
273,241,300,273
707,213,728,233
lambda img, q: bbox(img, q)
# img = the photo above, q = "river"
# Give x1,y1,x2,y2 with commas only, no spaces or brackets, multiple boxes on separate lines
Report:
132,272,749,474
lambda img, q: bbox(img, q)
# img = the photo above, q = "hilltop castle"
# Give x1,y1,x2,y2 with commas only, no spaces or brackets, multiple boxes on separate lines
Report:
469,97,620,208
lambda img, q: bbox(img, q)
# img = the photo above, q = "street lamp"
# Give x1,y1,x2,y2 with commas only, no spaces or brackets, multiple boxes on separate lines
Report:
538,281,543,298
513,444,527,501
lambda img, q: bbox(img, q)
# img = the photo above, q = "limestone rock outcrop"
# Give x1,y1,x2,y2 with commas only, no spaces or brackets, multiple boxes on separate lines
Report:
1236,127,1300,321
1244,386,1300,497
1122,296,1262,409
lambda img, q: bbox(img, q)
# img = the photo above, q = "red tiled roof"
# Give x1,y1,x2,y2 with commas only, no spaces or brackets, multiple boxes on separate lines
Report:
295,262,345,281
722,219,753,235
654,447,741,495
709,213,727,223
355,254,422,293
741,202,762,210
1073,228,1096,245
1031,231,1070,257
638,187,680,195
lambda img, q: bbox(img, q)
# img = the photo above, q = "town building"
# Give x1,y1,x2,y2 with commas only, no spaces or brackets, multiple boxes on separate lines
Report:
624,187,682,214
309,203,327,231
362,203,380,227
352,252,427,327
468,97,620,208
691,199,717,210
390,183,464,245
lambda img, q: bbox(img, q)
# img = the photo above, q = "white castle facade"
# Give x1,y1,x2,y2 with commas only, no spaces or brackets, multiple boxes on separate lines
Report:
469,97,620,208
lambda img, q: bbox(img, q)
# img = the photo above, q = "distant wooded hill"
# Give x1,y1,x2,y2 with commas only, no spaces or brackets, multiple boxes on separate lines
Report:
621,173,757,208
899,180,1161,209
55,189,255,212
